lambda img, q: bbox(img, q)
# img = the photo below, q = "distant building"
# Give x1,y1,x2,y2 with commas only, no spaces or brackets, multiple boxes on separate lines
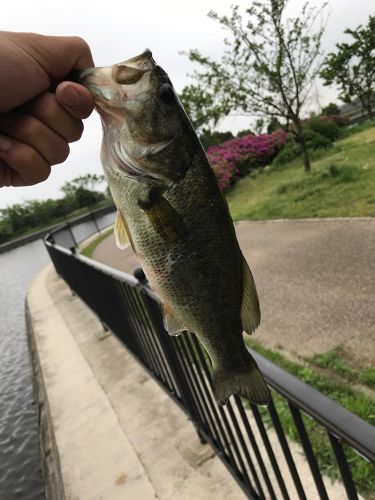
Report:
339,97,373,124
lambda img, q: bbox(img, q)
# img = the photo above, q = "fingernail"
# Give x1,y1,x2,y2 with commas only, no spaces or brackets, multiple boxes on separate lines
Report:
0,135,12,152
60,85,80,107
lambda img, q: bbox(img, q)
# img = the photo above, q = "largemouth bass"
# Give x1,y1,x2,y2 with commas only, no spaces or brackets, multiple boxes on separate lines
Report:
79,50,270,406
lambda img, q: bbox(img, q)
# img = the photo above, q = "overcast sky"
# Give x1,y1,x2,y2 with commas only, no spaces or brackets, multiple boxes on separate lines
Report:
0,0,373,208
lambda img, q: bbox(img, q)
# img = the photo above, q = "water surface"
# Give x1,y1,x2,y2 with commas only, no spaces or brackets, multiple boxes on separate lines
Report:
0,239,49,499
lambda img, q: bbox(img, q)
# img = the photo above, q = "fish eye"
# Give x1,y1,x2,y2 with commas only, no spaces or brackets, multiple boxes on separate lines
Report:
158,83,175,104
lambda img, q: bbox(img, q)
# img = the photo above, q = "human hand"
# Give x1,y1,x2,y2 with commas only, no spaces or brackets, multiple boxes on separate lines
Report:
0,31,95,187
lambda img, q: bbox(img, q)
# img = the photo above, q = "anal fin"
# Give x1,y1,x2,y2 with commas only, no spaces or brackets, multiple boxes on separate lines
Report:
241,254,261,335
163,304,186,336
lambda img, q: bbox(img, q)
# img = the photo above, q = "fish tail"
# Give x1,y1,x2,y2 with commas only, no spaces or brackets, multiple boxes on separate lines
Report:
212,352,270,406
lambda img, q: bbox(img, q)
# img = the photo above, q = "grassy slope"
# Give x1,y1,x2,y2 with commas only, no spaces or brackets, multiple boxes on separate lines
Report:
246,339,375,498
80,227,113,258
226,126,375,221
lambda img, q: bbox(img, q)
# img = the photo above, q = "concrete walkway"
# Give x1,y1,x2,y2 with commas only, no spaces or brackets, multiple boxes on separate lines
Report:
27,265,247,499
93,218,375,368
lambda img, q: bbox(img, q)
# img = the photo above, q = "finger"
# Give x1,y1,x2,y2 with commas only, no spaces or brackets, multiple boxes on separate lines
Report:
55,82,95,119
16,33,94,77
0,33,94,112
23,92,84,142
0,112,70,166
0,135,51,187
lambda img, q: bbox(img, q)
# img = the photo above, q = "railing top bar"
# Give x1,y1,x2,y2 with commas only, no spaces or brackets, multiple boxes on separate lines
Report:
45,205,116,241
250,350,375,462
75,253,140,287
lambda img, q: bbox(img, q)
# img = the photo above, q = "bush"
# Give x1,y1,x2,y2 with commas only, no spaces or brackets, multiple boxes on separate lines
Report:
212,161,239,192
303,129,333,150
272,140,301,165
308,116,343,142
207,130,287,191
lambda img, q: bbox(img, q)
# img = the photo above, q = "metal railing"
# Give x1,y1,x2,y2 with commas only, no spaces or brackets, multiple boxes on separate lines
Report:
44,219,374,500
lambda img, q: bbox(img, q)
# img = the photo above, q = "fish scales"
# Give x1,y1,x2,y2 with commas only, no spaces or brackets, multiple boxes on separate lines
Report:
79,50,270,406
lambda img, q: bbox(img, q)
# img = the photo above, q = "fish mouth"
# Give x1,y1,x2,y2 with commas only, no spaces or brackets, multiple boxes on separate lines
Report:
77,67,112,102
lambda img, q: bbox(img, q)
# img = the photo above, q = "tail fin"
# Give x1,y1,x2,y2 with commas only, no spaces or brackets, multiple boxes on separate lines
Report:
212,355,270,406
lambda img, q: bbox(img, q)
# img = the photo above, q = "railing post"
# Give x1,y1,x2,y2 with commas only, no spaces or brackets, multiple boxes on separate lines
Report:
140,287,206,444
91,211,101,234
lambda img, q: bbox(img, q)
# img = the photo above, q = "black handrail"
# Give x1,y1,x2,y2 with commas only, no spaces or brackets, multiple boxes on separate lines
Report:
44,217,375,500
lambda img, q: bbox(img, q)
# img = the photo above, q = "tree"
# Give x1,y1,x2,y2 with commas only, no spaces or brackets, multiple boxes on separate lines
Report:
320,16,375,119
321,102,340,116
181,0,327,172
60,173,105,197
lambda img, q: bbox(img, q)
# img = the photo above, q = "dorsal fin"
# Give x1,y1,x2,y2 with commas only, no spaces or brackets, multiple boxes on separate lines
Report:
241,254,261,334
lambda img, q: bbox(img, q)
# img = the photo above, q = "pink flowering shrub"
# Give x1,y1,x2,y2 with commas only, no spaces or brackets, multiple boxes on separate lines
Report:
207,130,287,192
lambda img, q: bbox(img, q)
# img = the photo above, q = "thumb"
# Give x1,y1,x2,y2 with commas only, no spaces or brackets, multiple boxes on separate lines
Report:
56,81,95,119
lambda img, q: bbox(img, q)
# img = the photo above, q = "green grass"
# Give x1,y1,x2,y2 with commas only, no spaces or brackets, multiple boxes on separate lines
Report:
80,227,113,258
246,339,375,497
226,126,375,221
308,348,375,389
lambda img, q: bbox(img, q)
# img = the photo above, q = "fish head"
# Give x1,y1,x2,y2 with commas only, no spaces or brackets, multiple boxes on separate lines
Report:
79,50,197,185
79,50,155,121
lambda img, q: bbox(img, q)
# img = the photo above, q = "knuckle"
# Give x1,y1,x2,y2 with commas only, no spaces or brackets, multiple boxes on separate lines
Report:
72,36,91,56
36,93,59,121
18,115,39,138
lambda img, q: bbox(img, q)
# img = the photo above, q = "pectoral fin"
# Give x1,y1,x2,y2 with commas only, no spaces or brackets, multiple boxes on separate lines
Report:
241,254,261,335
138,190,187,242
114,210,134,251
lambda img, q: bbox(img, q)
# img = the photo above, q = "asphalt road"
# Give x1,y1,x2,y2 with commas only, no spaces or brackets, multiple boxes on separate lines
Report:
93,218,375,367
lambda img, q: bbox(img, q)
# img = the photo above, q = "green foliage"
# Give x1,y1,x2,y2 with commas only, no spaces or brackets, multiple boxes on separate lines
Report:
303,129,332,150
267,117,282,133
181,0,328,171
199,130,235,149
321,102,340,116
272,140,301,165
60,173,105,197
320,15,375,116
308,117,343,142
0,173,109,244
74,187,105,208
247,339,375,496
236,129,254,138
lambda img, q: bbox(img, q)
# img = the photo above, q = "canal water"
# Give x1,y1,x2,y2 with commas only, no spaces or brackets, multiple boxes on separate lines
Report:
0,210,115,499
0,239,48,499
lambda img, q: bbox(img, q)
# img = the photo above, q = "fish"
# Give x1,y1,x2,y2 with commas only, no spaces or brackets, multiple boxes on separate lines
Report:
79,50,270,406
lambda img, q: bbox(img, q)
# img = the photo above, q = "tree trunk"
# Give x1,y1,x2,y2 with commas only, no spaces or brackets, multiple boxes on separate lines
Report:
294,119,311,172
299,134,311,172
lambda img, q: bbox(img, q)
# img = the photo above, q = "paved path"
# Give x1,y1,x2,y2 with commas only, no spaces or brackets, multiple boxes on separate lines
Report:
93,219,375,367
